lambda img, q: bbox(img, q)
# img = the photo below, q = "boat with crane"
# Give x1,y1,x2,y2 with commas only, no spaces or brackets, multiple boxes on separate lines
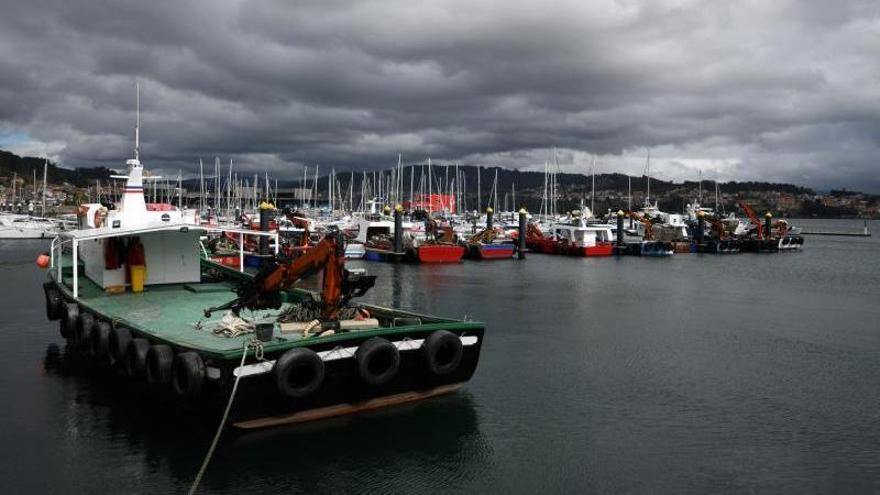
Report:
39,90,485,428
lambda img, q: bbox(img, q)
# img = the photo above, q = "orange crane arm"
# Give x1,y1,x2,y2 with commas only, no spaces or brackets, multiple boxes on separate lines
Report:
526,222,545,240
738,201,764,239
627,211,655,241
205,231,375,320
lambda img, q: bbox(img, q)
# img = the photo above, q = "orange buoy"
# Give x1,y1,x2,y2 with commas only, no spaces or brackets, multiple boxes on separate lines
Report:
36,253,50,268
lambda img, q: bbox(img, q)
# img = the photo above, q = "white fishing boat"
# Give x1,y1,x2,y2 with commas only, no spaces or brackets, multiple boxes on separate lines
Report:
0,216,68,239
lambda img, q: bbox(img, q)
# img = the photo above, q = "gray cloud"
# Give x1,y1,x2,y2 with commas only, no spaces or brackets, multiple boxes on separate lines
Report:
1,0,878,190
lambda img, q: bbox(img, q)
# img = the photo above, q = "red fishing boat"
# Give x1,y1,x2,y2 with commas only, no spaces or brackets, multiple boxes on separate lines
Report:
464,226,516,260
526,221,614,257
416,243,466,263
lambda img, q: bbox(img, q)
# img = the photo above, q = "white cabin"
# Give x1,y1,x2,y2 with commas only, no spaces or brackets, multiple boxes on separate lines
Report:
549,223,613,247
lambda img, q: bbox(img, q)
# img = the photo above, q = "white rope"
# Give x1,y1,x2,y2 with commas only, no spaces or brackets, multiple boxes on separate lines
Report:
187,340,253,495
212,311,255,338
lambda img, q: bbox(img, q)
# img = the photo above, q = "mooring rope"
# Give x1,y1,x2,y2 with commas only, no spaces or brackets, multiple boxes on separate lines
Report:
187,339,260,495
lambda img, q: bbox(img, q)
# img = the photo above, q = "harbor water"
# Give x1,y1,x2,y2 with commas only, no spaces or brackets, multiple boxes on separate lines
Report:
0,219,877,493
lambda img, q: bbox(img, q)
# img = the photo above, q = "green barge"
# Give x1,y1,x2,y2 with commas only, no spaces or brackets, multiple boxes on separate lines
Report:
40,157,484,428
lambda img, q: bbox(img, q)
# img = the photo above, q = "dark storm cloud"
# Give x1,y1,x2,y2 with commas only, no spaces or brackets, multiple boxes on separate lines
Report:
0,0,878,190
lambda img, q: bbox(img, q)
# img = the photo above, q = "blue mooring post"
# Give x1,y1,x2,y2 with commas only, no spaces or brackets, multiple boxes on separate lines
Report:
616,210,625,248
696,211,705,246
765,212,773,239
518,208,527,259
486,207,494,231
393,205,403,255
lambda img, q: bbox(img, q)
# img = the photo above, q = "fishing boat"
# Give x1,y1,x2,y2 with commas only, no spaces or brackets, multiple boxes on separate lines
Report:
461,209,516,260
0,216,66,239
464,240,516,260
353,216,396,260
40,155,485,429
363,210,465,263
736,202,803,252
526,219,614,257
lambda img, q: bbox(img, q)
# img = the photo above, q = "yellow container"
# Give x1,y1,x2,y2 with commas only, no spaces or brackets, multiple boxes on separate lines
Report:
130,265,146,293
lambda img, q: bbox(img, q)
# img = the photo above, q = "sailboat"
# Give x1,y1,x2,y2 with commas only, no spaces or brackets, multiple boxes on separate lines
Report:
0,160,70,239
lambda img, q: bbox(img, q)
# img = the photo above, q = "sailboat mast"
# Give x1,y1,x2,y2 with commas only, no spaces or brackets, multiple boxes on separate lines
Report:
645,151,651,206
698,169,703,205
42,159,48,216
627,175,632,211
477,165,481,213
591,158,596,216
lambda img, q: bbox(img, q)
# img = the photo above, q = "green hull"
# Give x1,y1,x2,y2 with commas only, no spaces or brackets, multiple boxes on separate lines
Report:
46,257,485,427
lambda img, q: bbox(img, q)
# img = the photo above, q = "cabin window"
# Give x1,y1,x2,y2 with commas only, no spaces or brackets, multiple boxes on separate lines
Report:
366,226,390,238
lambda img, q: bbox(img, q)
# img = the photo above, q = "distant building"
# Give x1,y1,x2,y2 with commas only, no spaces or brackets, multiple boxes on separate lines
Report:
405,194,457,213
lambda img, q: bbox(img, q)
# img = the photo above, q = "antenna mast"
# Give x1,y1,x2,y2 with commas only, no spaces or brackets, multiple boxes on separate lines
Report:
135,82,140,160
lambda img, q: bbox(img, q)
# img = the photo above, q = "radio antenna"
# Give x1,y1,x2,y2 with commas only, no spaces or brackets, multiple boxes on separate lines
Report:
135,82,140,160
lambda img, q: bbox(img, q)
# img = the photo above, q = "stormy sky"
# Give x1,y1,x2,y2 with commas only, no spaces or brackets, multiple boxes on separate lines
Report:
1,0,878,191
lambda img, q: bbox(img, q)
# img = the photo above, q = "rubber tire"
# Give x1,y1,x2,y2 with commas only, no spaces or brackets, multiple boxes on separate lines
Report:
355,337,400,387
125,338,151,378
44,282,62,321
172,352,206,399
109,327,132,366
422,330,464,376
90,321,112,361
145,344,174,386
273,348,325,399
76,313,95,350
60,303,78,339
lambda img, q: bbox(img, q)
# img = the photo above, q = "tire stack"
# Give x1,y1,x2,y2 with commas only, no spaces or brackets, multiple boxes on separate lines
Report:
43,284,207,400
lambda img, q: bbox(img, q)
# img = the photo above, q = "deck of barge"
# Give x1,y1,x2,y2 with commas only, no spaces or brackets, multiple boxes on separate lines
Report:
53,260,481,360
59,272,293,356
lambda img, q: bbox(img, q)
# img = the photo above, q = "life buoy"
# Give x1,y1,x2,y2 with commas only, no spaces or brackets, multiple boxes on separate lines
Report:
43,282,62,321
273,348,325,398
146,344,174,385
76,312,95,349
172,352,206,399
125,338,151,378
355,337,400,386
90,321,112,361
422,330,463,376
60,303,78,339
94,207,107,228
109,327,132,366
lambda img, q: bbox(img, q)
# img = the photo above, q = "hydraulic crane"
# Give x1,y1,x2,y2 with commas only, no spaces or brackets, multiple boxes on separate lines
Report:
705,214,728,240
738,201,765,240
204,230,376,321
627,211,655,241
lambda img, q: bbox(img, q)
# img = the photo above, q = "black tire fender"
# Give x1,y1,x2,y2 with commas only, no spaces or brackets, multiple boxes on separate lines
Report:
60,303,78,339
43,282,62,321
90,321,112,361
145,344,174,385
172,352,206,399
125,338,151,378
422,330,464,376
273,348,325,399
109,327,132,366
355,337,400,387
76,312,95,349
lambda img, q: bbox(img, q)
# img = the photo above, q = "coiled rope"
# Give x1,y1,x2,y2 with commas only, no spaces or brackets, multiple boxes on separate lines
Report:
187,338,262,495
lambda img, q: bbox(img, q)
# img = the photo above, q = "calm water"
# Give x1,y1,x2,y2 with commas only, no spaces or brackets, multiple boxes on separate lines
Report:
0,219,878,493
